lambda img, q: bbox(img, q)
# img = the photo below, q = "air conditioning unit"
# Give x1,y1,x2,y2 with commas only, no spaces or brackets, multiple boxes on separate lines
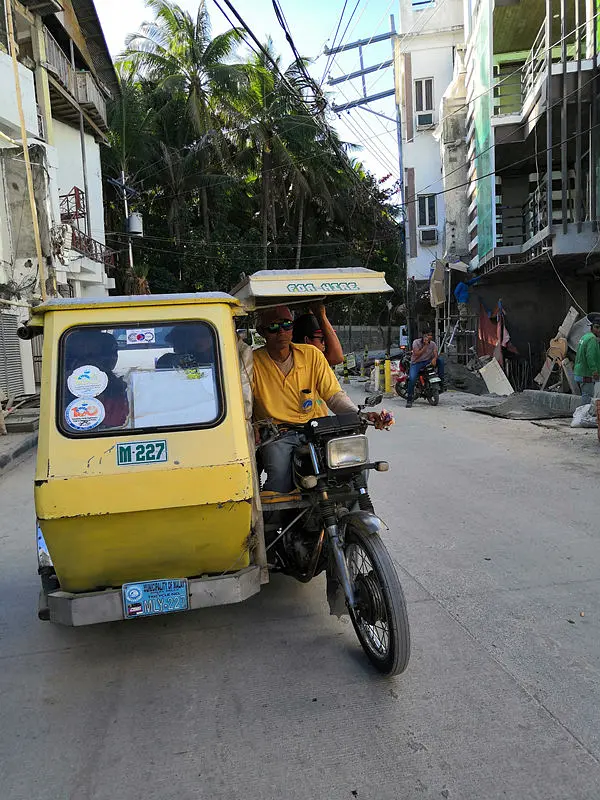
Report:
416,112,435,130
419,228,438,245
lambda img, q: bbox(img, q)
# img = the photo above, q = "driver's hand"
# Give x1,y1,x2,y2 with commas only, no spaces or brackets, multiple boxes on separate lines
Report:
367,410,395,430
309,302,326,318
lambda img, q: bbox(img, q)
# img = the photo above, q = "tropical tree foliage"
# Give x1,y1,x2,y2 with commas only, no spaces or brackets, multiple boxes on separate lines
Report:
102,0,404,322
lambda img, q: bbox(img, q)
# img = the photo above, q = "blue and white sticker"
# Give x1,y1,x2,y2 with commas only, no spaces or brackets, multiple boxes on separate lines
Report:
67,365,108,398
124,584,143,602
65,398,105,431
302,399,313,410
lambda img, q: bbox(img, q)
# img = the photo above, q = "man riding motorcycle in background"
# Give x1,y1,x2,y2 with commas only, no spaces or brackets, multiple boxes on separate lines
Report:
252,306,391,493
406,331,445,408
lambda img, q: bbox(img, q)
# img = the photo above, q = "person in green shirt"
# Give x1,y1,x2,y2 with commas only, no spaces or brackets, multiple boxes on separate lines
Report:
574,320,600,402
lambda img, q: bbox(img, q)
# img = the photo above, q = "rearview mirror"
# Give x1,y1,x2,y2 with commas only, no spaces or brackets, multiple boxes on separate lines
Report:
364,394,383,407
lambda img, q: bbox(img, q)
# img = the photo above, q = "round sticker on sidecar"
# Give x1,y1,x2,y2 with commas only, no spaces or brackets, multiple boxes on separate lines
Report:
67,365,108,398
65,398,106,431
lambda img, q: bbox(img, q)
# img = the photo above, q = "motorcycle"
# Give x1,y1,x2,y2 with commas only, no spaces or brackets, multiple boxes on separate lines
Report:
394,352,442,406
258,395,410,676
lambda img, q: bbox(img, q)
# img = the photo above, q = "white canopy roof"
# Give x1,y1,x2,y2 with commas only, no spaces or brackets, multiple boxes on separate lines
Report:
231,268,393,311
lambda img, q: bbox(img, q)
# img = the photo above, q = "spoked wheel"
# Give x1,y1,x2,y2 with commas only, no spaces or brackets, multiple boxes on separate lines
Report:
345,529,410,676
427,389,440,406
395,382,407,399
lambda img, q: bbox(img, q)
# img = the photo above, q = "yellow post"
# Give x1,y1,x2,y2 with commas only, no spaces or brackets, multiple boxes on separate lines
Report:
6,0,47,301
379,360,385,392
384,357,392,394
343,355,350,384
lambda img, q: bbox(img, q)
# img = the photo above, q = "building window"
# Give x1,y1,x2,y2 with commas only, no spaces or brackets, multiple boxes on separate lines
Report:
418,195,437,227
412,0,435,9
58,322,224,438
414,78,434,113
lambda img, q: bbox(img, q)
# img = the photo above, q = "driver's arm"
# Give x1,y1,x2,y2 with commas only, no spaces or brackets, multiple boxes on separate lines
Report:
327,391,359,415
313,349,359,414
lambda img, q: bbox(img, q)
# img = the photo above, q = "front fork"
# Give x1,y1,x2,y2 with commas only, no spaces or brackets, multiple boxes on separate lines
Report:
326,523,356,609
321,491,356,609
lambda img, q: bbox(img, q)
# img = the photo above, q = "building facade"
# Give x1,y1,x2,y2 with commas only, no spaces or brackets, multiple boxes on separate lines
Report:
396,0,465,280
0,0,118,395
440,0,600,359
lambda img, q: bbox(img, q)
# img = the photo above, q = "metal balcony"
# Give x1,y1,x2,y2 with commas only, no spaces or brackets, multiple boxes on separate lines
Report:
69,228,117,269
493,18,592,121
59,187,86,224
43,28,108,131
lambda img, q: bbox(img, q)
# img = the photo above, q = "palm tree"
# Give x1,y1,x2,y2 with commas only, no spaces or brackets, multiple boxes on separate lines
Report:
119,0,247,241
231,43,336,268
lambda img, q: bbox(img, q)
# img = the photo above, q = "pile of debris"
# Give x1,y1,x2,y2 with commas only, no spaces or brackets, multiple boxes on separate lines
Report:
0,392,40,435
534,307,587,394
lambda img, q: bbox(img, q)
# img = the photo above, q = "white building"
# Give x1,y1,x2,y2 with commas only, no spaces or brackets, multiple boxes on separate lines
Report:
396,0,464,280
0,0,118,396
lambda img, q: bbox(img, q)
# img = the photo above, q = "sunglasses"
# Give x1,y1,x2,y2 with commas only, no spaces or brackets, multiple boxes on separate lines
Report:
265,320,294,333
310,335,325,343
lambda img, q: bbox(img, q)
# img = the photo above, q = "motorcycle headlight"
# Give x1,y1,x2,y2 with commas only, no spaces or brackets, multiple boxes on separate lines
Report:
326,435,369,469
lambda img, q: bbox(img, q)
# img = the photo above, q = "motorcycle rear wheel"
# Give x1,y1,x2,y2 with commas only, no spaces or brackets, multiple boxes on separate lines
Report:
427,389,440,406
345,529,410,676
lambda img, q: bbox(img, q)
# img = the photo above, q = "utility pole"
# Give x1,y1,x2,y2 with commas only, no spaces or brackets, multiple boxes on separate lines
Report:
121,170,134,273
326,15,407,356
108,174,136,273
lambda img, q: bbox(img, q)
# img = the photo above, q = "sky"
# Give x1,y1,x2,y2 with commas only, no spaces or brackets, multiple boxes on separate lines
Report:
94,0,401,184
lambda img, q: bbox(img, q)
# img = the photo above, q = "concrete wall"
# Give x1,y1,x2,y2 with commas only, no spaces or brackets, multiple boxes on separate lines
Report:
439,49,469,261
399,0,465,34
52,119,106,244
473,267,590,365
0,50,38,140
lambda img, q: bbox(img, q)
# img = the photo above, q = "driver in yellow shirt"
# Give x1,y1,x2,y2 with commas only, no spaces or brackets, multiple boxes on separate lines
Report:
252,306,387,492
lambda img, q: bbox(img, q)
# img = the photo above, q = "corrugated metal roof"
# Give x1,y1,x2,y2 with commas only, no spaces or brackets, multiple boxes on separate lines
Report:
69,0,120,100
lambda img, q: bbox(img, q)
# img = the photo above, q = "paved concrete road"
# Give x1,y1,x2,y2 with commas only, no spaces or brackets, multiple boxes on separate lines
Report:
1,389,599,800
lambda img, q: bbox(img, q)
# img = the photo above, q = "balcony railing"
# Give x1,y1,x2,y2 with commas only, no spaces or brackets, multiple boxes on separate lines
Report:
521,21,546,105
59,187,87,224
44,28,76,96
76,72,107,126
497,172,583,248
43,28,108,128
70,228,116,269
494,18,590,118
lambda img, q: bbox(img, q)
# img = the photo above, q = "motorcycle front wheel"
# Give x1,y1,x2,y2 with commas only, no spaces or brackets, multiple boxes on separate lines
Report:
427,389,440,406
345,529,410,676
394,382,407,399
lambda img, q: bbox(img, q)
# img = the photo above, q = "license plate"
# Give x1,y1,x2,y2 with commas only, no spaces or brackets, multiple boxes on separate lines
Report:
122,579,189,619
117,440,167,466
429,376,441,383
